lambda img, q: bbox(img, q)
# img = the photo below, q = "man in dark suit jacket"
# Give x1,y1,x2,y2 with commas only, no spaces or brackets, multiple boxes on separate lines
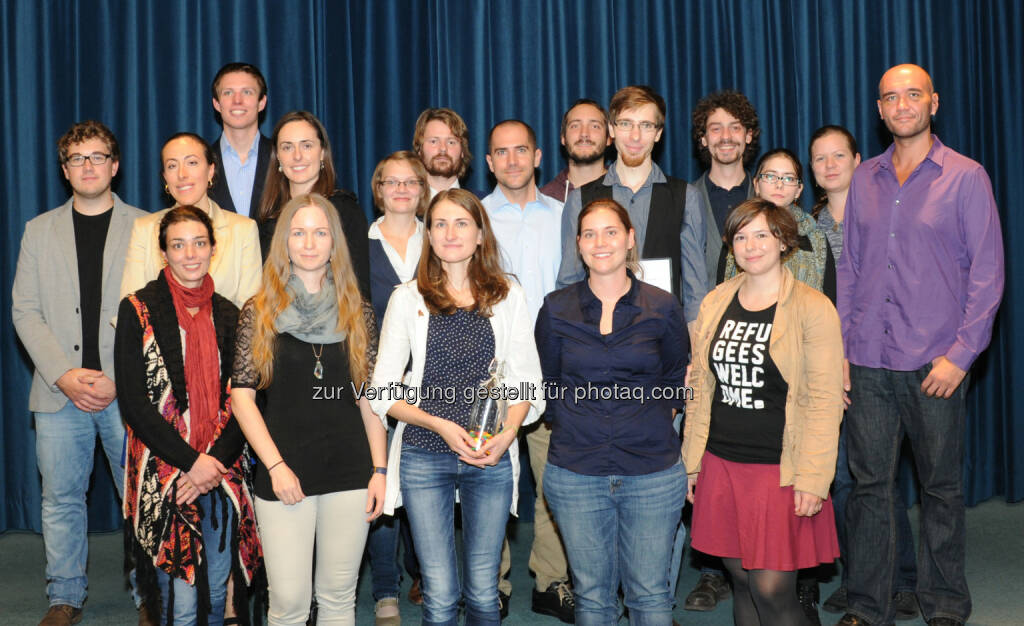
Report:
12,121,147,626
208,62,272,220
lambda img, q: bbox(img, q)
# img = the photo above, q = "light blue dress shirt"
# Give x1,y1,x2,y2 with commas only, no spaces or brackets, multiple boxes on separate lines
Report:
219,133,260,218
481,186,563,323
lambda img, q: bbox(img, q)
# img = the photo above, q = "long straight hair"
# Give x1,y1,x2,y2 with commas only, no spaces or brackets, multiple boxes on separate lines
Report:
416,189,508,316
257,111,338,224
249,193,370,388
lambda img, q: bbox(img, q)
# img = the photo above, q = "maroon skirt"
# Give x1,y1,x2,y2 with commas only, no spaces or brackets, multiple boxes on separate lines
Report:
691,452,840,571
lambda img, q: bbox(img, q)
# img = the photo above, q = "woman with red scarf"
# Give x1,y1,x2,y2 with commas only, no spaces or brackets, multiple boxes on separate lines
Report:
115,205,260,625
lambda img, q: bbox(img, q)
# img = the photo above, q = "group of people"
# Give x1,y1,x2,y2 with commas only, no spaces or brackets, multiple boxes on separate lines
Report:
12,60,1002,626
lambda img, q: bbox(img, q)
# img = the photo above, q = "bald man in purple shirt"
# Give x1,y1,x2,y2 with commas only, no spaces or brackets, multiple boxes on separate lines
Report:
835,64,1004,626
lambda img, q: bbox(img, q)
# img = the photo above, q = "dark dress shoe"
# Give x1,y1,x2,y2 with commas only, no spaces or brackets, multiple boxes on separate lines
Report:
926,618,962,626
835,613,872,625
683,573,731,611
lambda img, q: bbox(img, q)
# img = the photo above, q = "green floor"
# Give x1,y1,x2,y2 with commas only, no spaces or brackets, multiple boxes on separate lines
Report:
1,500,1020,625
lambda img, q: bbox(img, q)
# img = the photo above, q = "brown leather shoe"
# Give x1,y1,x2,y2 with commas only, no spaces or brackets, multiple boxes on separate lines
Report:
39,604,83,626
408,577,423,605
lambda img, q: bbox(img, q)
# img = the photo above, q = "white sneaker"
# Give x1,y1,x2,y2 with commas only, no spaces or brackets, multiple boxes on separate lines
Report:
375,597,401,625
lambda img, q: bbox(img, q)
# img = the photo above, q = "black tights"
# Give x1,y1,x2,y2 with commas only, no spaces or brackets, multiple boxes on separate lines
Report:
723,558,807,626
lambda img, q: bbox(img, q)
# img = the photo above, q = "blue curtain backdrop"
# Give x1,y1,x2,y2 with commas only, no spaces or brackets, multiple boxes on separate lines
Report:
1,0,1021,533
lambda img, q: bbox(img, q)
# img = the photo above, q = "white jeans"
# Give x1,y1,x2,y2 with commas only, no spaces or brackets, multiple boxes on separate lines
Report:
255,490,369,626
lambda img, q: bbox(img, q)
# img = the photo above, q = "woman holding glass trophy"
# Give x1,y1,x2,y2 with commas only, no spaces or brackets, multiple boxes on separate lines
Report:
369,188,544,625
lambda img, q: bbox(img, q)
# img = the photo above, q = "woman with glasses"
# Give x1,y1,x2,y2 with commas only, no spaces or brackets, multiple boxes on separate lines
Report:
115,206,261,625
365,151,430,624
685,198,843,626
230,193,387,625
257,111,370,298
720,148,834,300
120,132,262,309
369,189,544,625
535,199,688,624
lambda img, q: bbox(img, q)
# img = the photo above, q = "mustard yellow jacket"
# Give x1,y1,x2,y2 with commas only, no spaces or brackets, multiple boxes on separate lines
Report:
682,267,844,499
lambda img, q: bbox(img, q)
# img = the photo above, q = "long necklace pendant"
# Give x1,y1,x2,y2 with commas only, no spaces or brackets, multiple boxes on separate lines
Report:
313,359,324,379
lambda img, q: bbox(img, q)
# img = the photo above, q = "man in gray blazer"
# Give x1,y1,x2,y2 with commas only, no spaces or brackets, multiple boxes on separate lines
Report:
12,121,146,626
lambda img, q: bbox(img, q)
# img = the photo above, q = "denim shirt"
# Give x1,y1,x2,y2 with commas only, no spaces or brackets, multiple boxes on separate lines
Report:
535,273,688,476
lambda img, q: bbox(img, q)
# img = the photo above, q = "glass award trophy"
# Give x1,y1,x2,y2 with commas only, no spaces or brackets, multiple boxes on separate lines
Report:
467,358,508,451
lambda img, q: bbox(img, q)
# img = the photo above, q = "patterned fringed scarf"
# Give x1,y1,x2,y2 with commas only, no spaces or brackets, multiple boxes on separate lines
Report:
121,292,261,620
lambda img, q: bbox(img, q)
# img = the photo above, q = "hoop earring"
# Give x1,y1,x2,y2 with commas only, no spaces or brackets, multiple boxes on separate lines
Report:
164,184,169,194
208,179,214,189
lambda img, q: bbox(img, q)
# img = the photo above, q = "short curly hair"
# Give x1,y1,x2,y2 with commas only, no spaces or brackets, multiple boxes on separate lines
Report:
57,120,120,164
691,90,760,167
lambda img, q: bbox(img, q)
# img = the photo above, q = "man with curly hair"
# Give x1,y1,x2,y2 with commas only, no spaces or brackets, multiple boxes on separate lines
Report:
678,90,761,614
691,90,761,289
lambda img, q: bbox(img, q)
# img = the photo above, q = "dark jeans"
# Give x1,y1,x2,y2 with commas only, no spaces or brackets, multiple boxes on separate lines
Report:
845,364,970,624
831,419,917,591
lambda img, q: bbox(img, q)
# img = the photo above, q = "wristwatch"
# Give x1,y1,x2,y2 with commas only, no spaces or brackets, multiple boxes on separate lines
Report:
372,466,387,476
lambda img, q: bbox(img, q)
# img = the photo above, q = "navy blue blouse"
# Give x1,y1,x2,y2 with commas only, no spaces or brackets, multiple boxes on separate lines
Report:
535,274,689,476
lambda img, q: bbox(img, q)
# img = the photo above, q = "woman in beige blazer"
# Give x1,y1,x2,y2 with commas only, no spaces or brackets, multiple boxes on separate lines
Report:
120,132,261,309
683,198,844,626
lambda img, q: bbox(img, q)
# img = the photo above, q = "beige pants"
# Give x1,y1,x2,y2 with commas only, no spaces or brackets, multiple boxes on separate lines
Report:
255,490,369,626
498,422,569,594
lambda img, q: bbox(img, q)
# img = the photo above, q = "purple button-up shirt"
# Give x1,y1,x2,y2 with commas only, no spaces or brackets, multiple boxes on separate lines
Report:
837,136,1004,372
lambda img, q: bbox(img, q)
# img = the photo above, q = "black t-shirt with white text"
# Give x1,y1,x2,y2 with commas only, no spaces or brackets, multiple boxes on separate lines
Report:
706,292,788,464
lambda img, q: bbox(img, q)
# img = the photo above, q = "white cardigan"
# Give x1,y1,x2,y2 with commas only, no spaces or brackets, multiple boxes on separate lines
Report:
370,280,545,516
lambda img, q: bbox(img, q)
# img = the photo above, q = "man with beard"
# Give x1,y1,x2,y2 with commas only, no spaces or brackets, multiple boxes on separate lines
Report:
208,62,272,218
412,107,474,198
690,90,760,288
540,99,612,202
556,85,707,325
835,64,1003,626
677,89,761,615
482,120,572,622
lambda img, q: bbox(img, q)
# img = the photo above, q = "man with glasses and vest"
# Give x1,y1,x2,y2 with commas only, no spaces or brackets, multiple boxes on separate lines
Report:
556,85,706,326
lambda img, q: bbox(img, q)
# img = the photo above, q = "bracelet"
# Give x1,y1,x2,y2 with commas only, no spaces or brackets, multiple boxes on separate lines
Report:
372,466,387,476
267,460,284,472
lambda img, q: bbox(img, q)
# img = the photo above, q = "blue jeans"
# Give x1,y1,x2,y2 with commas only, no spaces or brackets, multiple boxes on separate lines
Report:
155,492,234,626
367,513,402,600
400,443,512,626
832,419,917,591
667,413,687,601
368,427,403,600
35,399,126,608
846,364,970,624
546,462,685,626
